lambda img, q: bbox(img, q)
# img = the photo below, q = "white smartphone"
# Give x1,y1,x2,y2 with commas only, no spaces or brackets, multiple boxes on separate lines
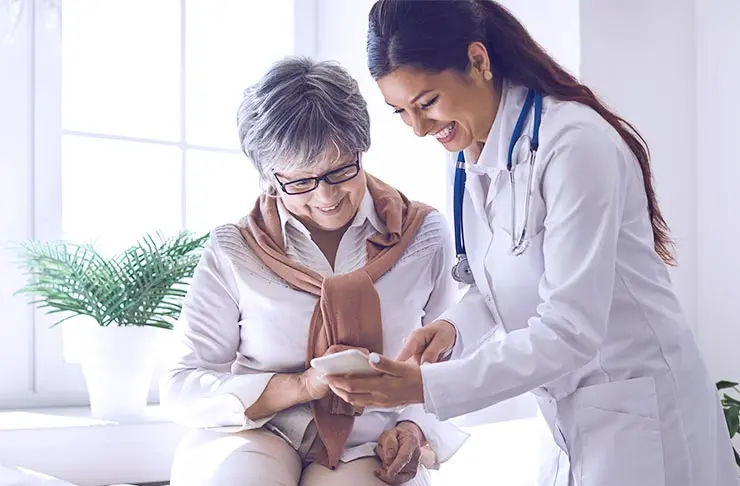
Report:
310,349,378,376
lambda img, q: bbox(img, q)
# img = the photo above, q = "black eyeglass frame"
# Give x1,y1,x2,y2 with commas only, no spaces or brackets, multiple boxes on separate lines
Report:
274,155,361,195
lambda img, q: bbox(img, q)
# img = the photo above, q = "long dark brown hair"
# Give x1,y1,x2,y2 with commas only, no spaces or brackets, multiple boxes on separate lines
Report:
367,0,675,265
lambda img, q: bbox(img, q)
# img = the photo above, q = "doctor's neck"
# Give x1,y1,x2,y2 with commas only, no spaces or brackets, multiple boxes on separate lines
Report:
470,76,504,156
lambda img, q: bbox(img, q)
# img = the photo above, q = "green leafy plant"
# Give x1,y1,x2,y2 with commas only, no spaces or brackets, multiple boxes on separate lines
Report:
717,380,740,467
15,231,208,329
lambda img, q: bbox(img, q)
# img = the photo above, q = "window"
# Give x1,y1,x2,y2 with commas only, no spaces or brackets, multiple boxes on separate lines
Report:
1,0,313,407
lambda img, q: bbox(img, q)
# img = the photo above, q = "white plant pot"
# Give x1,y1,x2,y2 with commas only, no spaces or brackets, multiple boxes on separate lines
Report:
63,316,169,420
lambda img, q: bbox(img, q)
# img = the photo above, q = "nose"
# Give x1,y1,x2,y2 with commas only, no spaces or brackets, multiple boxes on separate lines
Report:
408,112,432,138
314,179,339,202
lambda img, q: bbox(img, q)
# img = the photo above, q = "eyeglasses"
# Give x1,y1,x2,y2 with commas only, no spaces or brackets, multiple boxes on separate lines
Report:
274,156,361,195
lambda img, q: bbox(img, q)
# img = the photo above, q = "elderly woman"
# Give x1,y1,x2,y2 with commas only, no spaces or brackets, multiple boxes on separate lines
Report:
160,57,468,486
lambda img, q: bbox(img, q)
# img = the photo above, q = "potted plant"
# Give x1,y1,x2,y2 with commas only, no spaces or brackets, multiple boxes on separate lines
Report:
717,380,740,467
16,231,208,420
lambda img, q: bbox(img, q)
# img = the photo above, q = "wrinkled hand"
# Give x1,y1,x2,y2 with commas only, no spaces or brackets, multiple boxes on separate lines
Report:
374,421,424,484
300,366,331,401
326,353,424,408
301,345,370,401
396,320,456,365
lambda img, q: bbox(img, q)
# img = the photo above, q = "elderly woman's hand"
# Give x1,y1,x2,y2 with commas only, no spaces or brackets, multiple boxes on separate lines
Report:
301,344,371,401
300,365,331,401
374,421,425,485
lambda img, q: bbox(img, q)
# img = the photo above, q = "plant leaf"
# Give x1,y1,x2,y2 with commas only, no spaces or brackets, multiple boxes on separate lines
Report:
725,406,740,437
15,230,208,329
717,380,739,390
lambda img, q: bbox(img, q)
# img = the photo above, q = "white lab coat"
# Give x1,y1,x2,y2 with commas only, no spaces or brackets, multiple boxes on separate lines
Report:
420,81,739,485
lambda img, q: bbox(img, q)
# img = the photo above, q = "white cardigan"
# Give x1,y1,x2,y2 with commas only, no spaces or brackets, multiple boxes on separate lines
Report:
160,189,469,463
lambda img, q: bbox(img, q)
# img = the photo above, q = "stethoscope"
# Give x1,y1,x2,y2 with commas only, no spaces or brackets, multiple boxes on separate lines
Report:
451,89,543,284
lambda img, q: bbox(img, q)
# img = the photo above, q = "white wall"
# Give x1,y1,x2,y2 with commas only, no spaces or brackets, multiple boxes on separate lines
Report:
579,0,699,334
500,0,580,76
696,1,740,382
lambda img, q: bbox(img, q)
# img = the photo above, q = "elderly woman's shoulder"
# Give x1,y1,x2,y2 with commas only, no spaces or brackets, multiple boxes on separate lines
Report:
417,209,450,237
204,222,260,265
207,222,246,247
401,209,451,261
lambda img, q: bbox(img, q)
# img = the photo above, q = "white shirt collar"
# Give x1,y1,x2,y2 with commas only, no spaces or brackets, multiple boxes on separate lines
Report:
275,184,385,247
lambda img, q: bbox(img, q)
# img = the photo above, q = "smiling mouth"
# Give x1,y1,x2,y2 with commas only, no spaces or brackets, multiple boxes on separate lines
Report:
431,122,456,142
315,198,343,214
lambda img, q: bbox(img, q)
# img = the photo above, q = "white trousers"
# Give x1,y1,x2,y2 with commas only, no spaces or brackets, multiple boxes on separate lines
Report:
170,428,431,486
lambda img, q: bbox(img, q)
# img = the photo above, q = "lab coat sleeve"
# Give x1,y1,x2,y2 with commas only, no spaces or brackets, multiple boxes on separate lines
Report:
439,285,501,359
421,126,627,421
159,230,276,431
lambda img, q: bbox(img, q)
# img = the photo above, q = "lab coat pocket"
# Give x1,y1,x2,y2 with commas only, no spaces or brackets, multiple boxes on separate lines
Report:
569,378,666,486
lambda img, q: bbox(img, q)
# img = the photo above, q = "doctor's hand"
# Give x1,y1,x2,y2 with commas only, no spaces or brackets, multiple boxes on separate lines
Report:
396,320,457,365
374,421,424,485
326,353,424,408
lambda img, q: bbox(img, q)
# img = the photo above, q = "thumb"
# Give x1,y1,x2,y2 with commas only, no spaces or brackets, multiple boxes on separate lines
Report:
419,334,450,365
378,429,399,466
395,329,430,362
369,353,405,376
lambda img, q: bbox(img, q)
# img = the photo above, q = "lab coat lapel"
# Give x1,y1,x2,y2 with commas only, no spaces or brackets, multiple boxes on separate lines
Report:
462,179,488,283
464,172,488,227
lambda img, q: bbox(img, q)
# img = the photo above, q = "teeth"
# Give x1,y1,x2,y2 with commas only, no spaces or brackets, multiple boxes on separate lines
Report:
432,122,455,139
319,202,340,211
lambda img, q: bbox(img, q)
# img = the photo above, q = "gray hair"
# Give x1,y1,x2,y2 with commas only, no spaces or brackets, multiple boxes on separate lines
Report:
237,56,371,185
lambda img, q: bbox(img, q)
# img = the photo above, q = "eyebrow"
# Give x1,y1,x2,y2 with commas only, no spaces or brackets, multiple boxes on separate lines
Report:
386,89,435,108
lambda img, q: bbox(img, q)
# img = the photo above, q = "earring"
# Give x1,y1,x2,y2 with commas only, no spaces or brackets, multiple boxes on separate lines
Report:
483,70,493,81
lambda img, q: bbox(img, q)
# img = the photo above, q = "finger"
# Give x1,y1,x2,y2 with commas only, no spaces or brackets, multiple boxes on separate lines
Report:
395,329,429,362
374,468,391,484
386,442,414,477
380,430,399,466
324,344,353,355
326,374,386,394
325,344,371,356
402,446,421,473
368,353,407,377
375,467,413,486
419,334,452,364
328,385,375,407
391,471,415,485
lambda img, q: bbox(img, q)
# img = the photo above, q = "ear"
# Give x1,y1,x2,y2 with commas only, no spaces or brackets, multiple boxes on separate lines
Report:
467,41,492,81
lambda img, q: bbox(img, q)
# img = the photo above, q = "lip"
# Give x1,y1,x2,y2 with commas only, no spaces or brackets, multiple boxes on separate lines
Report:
431,122,457,144
314,197,344,214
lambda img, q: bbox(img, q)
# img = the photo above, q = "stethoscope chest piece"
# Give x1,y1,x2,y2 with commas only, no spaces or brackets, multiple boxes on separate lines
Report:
451,256,475,284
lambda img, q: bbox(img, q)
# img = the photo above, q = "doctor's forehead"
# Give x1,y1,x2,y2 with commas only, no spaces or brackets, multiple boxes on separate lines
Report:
377,66,460,105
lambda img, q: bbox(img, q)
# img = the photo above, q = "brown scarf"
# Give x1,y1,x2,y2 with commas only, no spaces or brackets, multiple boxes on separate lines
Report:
239,174,432,469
